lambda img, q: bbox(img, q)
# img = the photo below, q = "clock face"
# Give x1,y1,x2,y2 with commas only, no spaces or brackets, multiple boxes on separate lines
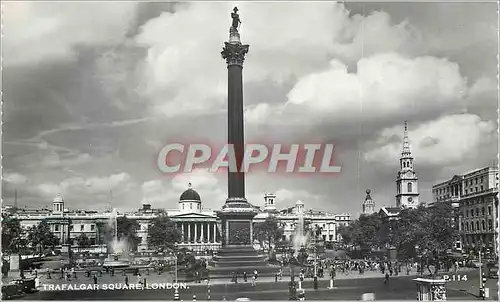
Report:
406,171,413,178
408,197,413,203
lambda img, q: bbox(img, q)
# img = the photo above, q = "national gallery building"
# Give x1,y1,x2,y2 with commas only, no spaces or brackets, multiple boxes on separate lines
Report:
3,184,351,253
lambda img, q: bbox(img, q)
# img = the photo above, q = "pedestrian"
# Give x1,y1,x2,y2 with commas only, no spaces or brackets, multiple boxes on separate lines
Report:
251,274,256,287
243,271,247,282
125,275,129,286
35,276,40,289
253,269,258,280
384,272,390,284
93,274,98,285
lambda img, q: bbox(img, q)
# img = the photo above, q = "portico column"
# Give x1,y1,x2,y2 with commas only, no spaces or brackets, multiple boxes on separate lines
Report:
60,224,64,245
225,220,229,244
201,223,205,243
181,223,185,243
188,222,191,243
250,222,253,245
213,223,217,243
194,223,198,243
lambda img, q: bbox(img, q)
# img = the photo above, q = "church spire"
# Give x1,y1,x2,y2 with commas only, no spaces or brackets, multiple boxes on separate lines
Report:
401,121,412,157
396,121,419,209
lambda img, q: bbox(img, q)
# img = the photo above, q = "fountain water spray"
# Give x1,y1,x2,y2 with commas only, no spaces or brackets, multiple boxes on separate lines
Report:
293,203,309,256
107,208,129,255
103,209,131,268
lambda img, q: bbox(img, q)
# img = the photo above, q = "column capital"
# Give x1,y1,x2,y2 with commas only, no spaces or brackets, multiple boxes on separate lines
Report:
221,42,249,67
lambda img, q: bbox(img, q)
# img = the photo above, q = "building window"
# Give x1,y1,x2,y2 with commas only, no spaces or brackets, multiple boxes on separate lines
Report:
475,178,478,184
70,225,74,231
488,220,493,230
476,208,479,216
91,225,95,231
480,176,483,183
408,183,412,192
480,185,484,191
482,220,486,231
465,210,468,218
460,223,464,231
80,225,84,231
488,206,492,215
481,207,485,216
476,221,479,230
190,204,192,210
471,223,474,231
471,209,474,217
55,225,60,232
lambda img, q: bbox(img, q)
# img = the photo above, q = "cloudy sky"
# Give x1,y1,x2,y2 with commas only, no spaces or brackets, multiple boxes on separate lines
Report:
2,2,498,217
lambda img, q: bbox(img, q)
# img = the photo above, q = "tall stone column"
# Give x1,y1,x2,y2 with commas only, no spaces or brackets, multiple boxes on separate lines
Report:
188,223,191,243
221,27,249,203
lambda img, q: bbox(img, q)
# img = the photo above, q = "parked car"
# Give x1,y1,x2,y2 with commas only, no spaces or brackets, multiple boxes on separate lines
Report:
466,261,482,268
486,262,498,278
2,283,25,300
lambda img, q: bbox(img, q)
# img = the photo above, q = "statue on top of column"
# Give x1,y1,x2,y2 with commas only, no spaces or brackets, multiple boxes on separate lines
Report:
231,7,241,32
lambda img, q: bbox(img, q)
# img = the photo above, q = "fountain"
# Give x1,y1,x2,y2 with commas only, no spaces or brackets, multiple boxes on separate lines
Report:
292,202,309,256
102,208,130,268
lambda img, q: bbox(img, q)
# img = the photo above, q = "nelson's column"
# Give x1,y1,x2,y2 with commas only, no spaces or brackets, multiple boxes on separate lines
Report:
212,8,274,277
217,6,258,247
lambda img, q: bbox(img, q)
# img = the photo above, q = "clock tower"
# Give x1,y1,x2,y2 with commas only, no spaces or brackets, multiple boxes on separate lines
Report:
395,121,420,209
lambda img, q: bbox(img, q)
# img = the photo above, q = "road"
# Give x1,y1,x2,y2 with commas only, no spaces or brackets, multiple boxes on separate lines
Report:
22,269,497,300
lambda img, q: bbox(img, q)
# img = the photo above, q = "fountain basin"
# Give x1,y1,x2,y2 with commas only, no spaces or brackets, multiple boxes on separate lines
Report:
102,259,130,268
103,254,130,268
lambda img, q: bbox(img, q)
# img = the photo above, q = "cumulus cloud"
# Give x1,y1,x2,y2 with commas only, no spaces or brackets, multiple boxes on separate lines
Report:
249,53,467,126
3,173,29,185
34,173,135,198
135,2,425,118
3,2,138,65
364,114,496,166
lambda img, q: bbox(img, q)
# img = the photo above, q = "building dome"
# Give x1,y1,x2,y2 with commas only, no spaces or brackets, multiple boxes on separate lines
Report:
179,183,201,202
296,200,304,206
53,193,64,203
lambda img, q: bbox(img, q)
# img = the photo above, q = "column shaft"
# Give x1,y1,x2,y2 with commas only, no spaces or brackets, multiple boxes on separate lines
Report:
194,223,198,243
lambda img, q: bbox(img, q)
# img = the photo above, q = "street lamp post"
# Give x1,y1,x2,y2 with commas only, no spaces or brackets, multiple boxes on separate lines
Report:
313,226,321,290
174,243,178,284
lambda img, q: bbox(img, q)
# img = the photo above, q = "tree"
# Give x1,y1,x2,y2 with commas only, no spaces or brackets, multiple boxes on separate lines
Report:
116,216,141,251
147,214,182,251
76,233,91,252
27,220,58,254
1,214,27,254
253,217,284,252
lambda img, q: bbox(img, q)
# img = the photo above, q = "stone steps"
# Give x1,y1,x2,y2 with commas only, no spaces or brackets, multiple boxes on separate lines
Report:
213,260,268,267
213,255,266,262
